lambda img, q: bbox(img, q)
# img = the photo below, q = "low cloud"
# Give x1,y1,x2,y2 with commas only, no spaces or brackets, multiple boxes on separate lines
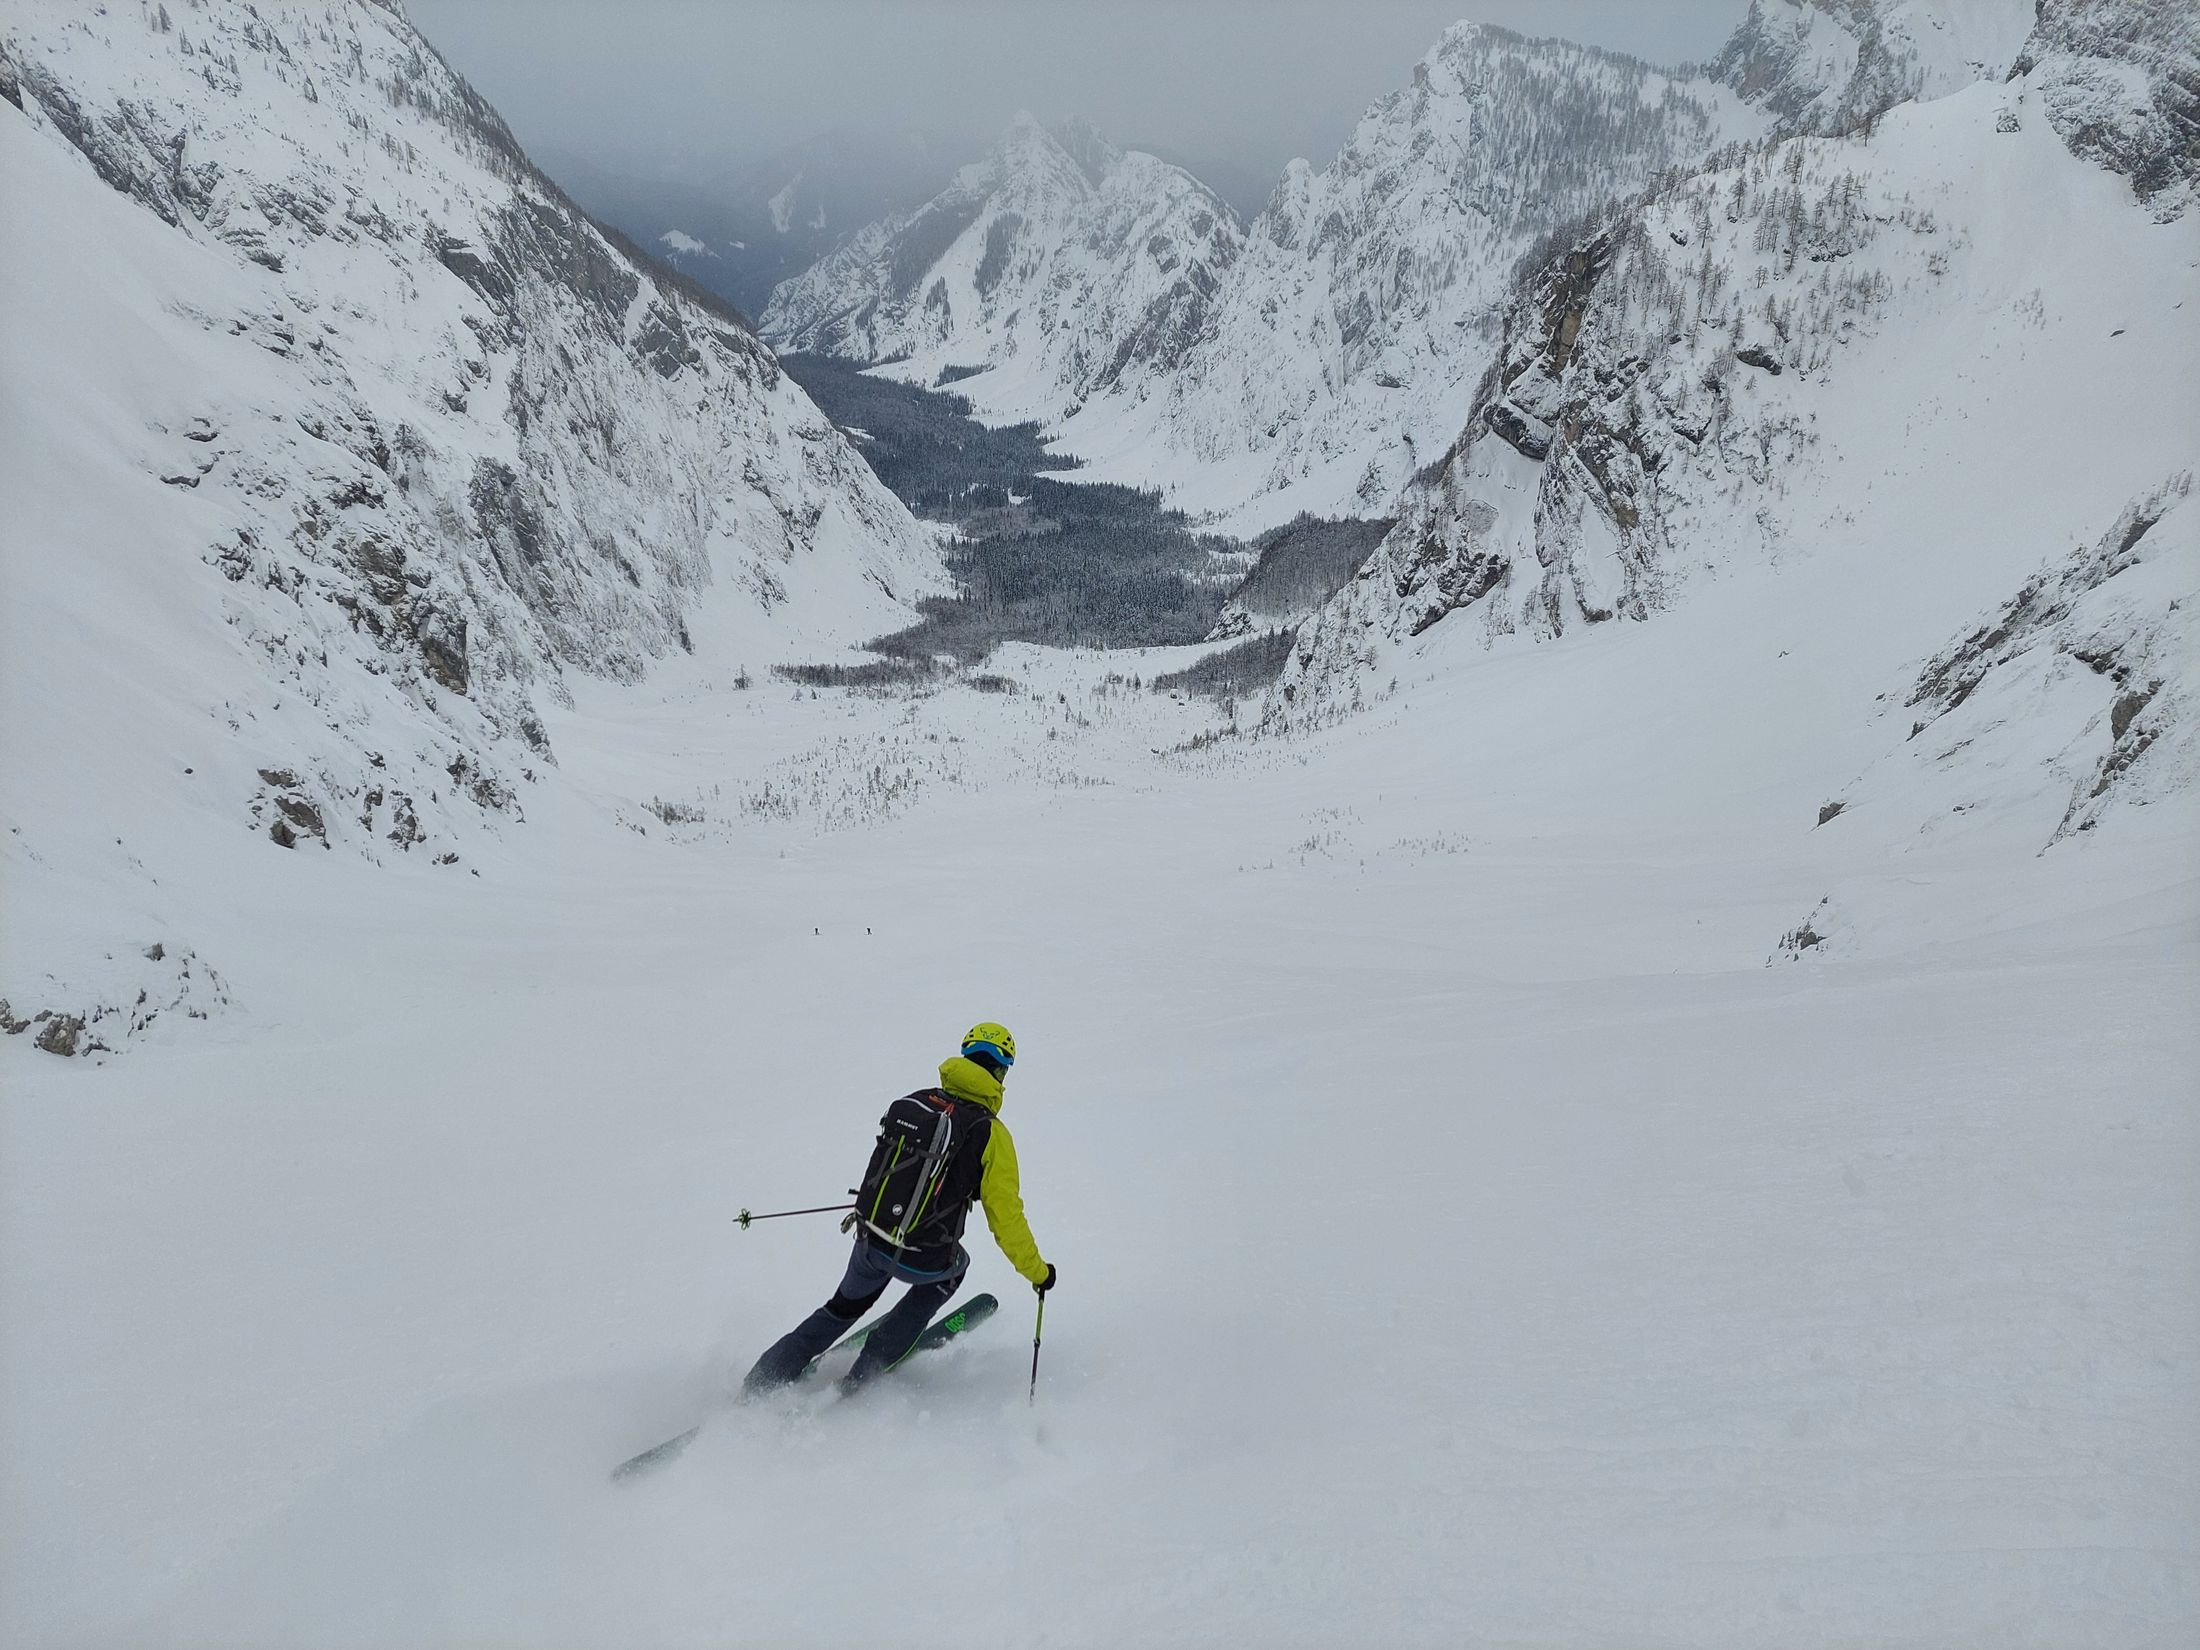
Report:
407,0,1746,187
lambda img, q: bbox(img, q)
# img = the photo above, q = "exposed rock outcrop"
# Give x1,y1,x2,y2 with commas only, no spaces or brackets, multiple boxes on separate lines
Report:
2015,0,2200,218
0,0,941,866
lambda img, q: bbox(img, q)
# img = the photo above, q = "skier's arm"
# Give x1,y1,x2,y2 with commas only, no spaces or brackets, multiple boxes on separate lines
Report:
978,1120,1049,1286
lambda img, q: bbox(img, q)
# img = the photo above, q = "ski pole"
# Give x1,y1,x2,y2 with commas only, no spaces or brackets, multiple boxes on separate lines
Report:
734,1201,854,1230
1028,1289,1047,1405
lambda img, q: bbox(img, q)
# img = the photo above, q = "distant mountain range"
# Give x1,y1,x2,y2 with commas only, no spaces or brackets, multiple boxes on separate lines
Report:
759,1,2194,539
764,24,1766,531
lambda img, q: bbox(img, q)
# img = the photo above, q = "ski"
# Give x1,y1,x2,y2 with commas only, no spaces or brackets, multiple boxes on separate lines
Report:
610,1422,703,1481
611,1292,1000,1481
808,1290,998,1375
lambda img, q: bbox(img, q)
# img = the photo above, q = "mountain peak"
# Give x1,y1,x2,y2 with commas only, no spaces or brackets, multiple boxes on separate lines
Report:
990,111,1091,190
1051,114,1121,185
986,112,1123,191
762,110,1240,405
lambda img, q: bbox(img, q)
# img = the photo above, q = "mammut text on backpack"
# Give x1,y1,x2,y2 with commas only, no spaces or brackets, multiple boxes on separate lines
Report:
853,1089,991,1253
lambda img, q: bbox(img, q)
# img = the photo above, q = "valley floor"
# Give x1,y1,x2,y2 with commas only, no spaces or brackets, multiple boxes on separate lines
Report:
4,533,2196,1648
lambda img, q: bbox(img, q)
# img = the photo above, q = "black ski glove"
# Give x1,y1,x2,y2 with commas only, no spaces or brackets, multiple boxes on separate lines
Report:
1036,1263,1057,1295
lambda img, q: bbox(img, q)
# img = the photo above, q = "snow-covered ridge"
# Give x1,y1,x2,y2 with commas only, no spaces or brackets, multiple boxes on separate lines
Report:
775,27,1763,534
0,0,941,1051
760,112,1243,416
1264,60,2200,854
1705,1,2194,215
1081,24,1760,527
1713,0,2036,135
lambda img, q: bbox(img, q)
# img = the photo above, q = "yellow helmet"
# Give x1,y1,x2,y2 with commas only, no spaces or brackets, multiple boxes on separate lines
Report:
960,1021,1016,1071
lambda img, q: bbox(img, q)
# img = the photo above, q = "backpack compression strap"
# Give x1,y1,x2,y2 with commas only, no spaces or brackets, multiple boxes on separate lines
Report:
860,1091,955,1248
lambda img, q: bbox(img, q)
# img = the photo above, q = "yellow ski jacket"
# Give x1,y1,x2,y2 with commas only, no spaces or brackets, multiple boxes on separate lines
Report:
937,1055,1049,1286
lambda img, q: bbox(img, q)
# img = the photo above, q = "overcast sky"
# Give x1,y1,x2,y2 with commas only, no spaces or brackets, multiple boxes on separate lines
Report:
406,1,1752,191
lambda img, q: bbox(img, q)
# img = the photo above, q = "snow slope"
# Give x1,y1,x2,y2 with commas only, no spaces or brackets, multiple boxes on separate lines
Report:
0,0,941,1054
1712,1,2199,220
4,79,2195,1625
3,510,2193,1648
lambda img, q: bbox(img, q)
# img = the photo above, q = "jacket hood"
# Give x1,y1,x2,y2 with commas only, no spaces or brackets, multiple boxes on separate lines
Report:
939,1055,1004,1112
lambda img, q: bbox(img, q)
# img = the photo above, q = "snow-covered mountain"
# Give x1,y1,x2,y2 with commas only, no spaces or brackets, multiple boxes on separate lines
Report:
1276,139,1945,684
0,0,941,1053
1070,25,1762,527
1266,20,2199,851
761,114,1244,417
770,27,1762,533
772,4,2170,539
1712,0,2036,135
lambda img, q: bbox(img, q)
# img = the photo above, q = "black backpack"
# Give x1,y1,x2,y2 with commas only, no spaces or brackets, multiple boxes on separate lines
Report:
852,1088,993,1254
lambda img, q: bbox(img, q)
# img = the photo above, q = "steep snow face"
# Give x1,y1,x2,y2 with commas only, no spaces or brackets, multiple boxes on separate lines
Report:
1752,470,2197,969
1884,474,2196,846
1713,0,2035,135
2016,0,2200,218
760,114,1244,416
1268,74,2200,855
1048,26,1762,531
0,0,941,1052
1884,0,2046,92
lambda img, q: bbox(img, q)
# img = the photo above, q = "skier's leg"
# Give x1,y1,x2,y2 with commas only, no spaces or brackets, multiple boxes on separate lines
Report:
742,1242,891,1392
842,1248,969,1387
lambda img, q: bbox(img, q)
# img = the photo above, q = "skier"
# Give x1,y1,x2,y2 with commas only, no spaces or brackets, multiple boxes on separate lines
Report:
742,1021,1055,1394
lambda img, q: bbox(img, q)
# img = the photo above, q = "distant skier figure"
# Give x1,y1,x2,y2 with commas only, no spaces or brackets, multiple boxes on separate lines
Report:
743,1021,1055,1394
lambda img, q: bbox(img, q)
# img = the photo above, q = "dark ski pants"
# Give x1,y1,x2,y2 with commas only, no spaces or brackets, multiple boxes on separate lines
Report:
743,1238,968,1392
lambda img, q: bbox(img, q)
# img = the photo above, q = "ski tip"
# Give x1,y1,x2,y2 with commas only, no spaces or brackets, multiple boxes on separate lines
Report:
931,1292,999,1340
610,1424,702,1482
